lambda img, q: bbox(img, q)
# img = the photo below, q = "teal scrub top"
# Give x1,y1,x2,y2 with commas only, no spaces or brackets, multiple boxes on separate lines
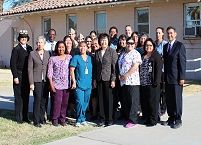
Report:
70,54,93,90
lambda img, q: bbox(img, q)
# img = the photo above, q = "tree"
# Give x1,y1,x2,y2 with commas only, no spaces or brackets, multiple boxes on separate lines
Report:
5,0,36,9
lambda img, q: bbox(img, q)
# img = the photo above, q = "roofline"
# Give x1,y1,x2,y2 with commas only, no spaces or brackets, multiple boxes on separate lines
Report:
0,0,168,17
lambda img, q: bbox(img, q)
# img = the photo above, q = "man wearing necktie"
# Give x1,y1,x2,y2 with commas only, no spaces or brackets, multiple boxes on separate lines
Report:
44,29,57,121
44,29,57,56
10,30,33,124
162,26,186,129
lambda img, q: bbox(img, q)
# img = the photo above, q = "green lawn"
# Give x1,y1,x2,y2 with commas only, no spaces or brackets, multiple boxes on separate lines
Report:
0,109,97,145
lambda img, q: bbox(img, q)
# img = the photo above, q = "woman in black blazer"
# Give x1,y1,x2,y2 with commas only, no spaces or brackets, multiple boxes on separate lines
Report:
139,38,162,127
28,35,50,128
93,33,118,126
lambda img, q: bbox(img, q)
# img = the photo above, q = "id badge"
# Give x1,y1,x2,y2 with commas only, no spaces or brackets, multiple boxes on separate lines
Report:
85,68,88,74
148,66,152,72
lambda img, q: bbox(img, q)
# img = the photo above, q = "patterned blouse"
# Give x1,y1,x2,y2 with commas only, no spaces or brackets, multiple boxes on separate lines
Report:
118,49,142,86
47,55,72,90
140,57,152,86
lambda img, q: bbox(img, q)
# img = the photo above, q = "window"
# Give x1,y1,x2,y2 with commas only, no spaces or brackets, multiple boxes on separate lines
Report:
136,8,149,35
95,11,106,35
43,17,51,40
67,14,77,34
184,3,201,36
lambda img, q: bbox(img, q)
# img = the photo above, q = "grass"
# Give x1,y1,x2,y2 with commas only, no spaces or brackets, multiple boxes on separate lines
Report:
0,109,97,145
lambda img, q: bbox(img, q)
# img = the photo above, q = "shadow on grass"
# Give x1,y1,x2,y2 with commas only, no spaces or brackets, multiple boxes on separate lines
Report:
0,108,34,122
184,79,201,87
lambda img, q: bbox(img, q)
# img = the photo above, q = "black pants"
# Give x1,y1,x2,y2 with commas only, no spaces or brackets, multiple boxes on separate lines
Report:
122,85,139,124
115,81,126,118
160,72,166,113
140,85,160,125
33,82,49,124
97,80,114,124
13,71,30,122
165,83,183,124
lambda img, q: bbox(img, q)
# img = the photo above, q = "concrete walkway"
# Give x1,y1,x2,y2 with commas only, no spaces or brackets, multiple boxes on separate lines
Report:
0,88,200,145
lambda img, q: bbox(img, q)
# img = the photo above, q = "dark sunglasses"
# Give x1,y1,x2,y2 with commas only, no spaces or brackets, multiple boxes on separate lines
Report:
126,42,135,45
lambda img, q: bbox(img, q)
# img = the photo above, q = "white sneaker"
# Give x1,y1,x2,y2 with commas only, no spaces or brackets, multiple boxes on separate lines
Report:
81,122,88,126
75,122,80,127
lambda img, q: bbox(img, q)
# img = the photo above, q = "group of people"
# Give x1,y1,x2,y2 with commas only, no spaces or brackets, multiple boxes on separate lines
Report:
10,25,186,129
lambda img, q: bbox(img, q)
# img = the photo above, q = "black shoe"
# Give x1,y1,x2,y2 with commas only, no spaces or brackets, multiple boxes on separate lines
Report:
98,122,105,127
17,120,23,124
144,121,150,125
161,121,174,126
23,119,32,124
107,122,113,126
146,123,156,127
52,122,58,127
40,121,47,125
60,122,66,127
34,123,42,128
90,115,97,121
172,122,182,129
69,115,75,118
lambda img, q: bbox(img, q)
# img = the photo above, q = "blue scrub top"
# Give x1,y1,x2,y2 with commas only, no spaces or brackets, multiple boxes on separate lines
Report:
70,54,93,90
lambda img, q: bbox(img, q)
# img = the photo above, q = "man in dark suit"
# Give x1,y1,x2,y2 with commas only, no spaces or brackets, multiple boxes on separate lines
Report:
162,26,186,129
10,30,33,124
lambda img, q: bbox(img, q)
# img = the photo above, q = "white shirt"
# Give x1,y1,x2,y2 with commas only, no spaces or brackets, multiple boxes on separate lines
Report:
20,43,26,50
44,40,57,52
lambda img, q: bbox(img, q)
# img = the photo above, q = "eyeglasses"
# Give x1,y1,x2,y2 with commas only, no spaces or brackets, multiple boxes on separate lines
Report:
146,44,153,47
87,41,92,42
126,42,135,45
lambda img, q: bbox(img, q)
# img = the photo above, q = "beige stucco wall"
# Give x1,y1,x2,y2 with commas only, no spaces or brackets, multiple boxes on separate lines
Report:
0,0,200,79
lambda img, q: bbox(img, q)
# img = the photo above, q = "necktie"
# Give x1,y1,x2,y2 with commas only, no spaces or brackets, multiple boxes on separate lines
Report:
51,43,55,51
168,43,171,54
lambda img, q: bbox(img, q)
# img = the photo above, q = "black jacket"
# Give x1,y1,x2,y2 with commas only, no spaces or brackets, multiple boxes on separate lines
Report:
142,50,162,85
10,43,33,78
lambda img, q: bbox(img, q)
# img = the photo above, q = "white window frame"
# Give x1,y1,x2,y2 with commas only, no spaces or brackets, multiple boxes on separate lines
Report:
67,14,77,34
42,17,51,40
95,11,107,35
184,3,201,27
135,7,150,35
184,3,201,37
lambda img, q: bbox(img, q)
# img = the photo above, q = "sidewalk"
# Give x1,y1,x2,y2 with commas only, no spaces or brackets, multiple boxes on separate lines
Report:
0,88,200,145
45,92,201,145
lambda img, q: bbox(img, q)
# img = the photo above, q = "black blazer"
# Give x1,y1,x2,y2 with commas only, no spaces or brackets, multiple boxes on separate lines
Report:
10,43,33,78
93,47,118,82
163,40,186,84
142,50,162,85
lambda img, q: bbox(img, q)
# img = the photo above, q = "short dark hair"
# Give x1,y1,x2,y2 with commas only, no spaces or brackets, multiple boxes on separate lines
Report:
79,40,87,47
131,31,139,37
125,25,131,28
140,32,149,38
90,30,97,36
63,35,75,48
109,26,118,33
126,37,134,43
98,33,111,46
17,35,30,42
85,35,92,41
166,26,176,32
143,38,156,53
54,41,68,55
48,29,56,35
119,34,127,40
